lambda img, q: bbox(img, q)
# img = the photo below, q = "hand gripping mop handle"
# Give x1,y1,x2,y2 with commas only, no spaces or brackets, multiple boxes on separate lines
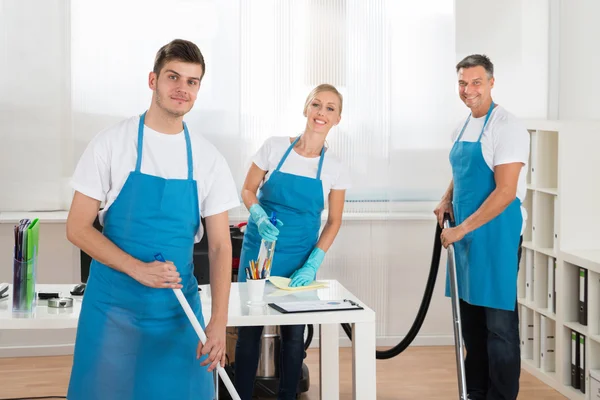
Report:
155,254,241,400
443,215,468,400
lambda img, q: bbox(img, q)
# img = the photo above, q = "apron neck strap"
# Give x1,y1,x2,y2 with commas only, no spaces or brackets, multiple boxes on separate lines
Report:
135,112,146,173
316,145,325,180
136,112,194,180
275,135,326,180
275,135,301,172
183,122,193,180
456,101,496,143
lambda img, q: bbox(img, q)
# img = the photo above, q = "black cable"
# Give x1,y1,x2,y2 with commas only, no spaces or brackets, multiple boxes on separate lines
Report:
341,218,444,359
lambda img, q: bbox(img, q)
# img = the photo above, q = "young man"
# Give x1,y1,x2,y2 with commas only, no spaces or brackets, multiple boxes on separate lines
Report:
66,39,239,400
435,54,530,400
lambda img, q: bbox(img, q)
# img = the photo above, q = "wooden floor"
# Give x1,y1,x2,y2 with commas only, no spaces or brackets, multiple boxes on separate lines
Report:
0,346,565,399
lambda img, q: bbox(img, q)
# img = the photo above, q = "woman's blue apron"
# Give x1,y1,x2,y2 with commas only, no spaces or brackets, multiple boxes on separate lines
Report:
239,136,325,282
445,103,522,311
68,113,214,399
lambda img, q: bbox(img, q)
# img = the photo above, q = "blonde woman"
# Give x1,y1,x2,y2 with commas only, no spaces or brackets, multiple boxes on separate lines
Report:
235,84,351,399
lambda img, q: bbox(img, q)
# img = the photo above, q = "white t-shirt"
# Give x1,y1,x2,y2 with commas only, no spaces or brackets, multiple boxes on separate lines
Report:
71,116,240,242
252,136,352,203
451,105,530,234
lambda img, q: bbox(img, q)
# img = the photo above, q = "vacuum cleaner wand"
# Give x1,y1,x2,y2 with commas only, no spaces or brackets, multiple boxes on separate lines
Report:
444,216,468,400
154,254,241,400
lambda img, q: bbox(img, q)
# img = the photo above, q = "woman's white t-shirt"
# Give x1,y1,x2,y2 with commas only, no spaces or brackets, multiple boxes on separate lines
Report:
252,136,352,203
71,116,240,242
451,105,530,234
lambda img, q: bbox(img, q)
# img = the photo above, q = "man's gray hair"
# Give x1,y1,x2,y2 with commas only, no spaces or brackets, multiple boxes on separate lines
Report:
456,54,494,79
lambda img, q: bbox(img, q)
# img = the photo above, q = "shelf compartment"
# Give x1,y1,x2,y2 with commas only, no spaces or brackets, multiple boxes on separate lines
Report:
540,315,556,373
564,262,583,325
523,189,534,242
526,129,535,186
533,192,557,251
534,251,550,310
524,248,535,302
562,325,587,393
535,129,559,189
589,270,600,336
533,252,557,314
520,305,535,362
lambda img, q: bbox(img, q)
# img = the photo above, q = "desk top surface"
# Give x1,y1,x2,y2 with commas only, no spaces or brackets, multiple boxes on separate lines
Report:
0,280,374,330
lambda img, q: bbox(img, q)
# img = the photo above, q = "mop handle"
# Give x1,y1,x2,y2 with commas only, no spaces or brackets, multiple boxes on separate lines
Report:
443,217,468,400
155,254,241,400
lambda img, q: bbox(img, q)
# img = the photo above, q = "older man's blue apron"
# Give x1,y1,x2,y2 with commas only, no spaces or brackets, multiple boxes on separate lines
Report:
239,135,325,282
68,113,214,400
445,102,522,311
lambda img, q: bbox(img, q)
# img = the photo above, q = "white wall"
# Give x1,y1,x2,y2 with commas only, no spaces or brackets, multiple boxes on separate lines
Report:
558,0,600,120
455,0,549,119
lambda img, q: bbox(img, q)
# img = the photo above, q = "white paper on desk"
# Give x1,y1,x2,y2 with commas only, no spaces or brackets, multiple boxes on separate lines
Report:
271,300,361,313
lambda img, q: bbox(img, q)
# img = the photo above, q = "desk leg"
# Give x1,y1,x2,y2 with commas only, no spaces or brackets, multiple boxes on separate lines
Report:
352,321,376,400
319,323,339,400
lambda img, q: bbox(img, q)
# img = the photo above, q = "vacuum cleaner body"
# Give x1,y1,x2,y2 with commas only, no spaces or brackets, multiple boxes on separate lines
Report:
219,325,310,399
253,326,310,397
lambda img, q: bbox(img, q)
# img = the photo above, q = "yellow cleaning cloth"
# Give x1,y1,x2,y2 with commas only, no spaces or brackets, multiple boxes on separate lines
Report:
268,276,329,291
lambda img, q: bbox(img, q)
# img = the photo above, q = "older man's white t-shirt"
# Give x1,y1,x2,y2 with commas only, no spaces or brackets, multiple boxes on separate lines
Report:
451,105,530,234
71,116,240,243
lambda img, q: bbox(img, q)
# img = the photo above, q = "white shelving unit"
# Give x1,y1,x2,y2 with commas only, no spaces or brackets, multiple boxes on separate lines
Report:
518,120,600,399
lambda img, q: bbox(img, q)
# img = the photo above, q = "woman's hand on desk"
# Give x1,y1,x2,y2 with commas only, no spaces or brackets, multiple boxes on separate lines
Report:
198,321,227,372
128,260,182,289
289,247,326,287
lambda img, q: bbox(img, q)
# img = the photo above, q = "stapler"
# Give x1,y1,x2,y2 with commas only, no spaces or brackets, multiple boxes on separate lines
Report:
0,282,8,299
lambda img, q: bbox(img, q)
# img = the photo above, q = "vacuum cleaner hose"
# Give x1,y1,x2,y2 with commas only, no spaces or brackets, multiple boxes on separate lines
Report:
340,219,444,359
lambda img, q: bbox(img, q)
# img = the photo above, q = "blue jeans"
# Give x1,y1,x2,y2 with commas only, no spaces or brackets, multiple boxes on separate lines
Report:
459,239,522,400
234,324,305,400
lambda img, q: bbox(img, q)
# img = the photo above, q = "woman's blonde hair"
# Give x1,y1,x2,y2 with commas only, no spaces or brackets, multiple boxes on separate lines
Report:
303,84,343,117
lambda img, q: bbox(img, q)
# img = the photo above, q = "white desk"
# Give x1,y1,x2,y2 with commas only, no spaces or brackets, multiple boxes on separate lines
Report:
0,280,377,400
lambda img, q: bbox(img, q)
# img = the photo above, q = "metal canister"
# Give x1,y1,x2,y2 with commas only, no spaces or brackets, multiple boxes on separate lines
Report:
256,325,280,378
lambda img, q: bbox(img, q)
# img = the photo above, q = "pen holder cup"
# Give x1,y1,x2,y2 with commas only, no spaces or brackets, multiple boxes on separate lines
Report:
12,256,37,313
247,278,267,306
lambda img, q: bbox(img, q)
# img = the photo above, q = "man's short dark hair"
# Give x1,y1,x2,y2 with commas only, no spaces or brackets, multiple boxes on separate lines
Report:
456,54,494,79
153,39,206,80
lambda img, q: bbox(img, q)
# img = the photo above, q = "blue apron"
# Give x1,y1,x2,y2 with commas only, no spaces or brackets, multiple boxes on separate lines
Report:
68,113,214,400
445,103,522,311
238,136,325,282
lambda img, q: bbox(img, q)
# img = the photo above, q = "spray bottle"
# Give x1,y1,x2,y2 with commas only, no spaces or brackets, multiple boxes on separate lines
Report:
256,212,278,279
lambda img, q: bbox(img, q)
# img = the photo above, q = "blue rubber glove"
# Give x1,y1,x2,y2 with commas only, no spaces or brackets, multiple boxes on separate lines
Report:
289,247,326,287
249,204,283,242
